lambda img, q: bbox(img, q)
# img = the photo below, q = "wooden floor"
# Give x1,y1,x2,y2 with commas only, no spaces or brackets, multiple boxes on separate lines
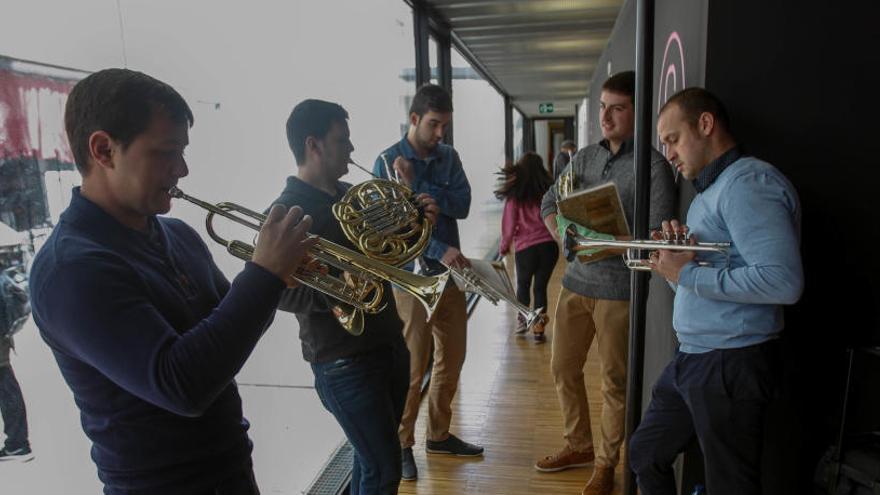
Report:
398,255,626,495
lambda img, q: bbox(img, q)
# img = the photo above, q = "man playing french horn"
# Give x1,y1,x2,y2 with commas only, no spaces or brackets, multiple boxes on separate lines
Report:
267,99,438,494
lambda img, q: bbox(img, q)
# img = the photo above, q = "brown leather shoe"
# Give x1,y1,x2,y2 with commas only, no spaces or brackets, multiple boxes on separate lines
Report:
581,466,615,495
532,314,549,343
534,444,594,472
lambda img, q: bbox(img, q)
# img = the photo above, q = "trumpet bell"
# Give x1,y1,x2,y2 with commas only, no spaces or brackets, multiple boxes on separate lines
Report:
447,263,543,331
333,305,364,336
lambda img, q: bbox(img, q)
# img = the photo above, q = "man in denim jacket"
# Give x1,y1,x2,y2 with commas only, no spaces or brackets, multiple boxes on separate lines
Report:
374,84,482,481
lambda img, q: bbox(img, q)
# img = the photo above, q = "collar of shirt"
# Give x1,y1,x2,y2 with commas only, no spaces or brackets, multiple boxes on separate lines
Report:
285,175,347,203
598,137,635,157
67,188,188,291
68,187,158,243
398,136,441,165
598,137,635,177
693,145,742,193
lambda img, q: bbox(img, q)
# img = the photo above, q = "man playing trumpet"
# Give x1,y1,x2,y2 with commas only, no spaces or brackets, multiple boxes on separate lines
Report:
29,68,315,494
629,88,804,495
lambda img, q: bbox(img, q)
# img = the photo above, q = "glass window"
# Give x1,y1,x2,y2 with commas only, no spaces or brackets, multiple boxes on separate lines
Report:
429,35,440,85
514,109,525,161
0,1,418,493
450,46,505,259
578,96,589,148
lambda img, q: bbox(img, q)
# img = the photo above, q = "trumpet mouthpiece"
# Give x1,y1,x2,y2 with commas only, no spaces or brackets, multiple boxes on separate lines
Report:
168,186,183,198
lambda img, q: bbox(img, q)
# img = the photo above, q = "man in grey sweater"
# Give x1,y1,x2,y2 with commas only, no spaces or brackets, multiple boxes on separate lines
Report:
535,71,675,495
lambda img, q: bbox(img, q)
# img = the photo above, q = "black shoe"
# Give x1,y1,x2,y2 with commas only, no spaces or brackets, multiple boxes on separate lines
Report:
0,446,34,462
426,434,484,456
401,447,417,481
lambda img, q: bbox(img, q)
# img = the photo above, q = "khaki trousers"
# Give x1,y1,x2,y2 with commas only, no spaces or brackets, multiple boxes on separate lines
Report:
394,283,467,449
551,287,629,467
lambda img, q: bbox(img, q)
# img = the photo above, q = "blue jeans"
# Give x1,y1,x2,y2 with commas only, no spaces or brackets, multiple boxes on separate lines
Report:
311,338,409,495
0,364,29,451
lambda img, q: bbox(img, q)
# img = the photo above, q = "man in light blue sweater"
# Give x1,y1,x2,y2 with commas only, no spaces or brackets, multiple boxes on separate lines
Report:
629,88,804,495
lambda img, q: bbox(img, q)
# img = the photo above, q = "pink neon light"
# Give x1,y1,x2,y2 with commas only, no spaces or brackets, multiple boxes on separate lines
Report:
664,65,677,103
657,31,686,149
657,31,686,109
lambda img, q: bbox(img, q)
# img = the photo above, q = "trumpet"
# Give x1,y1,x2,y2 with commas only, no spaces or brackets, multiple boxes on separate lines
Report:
169,187,449,335
446,263,544,330
563,226,731,271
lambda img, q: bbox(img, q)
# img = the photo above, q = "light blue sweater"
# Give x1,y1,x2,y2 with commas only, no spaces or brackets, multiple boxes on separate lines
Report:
673,156,804,353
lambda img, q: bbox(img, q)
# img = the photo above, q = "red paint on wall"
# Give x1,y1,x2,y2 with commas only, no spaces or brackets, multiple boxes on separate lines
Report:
0,68,76,162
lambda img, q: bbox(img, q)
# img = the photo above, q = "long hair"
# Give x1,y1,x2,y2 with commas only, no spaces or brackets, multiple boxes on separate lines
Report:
494,151,553,203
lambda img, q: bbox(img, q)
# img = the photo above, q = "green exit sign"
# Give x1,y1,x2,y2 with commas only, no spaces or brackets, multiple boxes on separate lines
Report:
538,102,554,114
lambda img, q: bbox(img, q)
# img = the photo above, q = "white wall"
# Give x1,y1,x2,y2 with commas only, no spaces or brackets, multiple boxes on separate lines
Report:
578,96,589,148
534,119,550,166
0,0,415,277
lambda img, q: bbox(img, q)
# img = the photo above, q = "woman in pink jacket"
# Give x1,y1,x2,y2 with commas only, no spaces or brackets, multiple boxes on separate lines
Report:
496,152,558,342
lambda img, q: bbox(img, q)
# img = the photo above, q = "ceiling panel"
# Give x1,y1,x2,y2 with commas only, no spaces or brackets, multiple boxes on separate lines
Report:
424,0,623,118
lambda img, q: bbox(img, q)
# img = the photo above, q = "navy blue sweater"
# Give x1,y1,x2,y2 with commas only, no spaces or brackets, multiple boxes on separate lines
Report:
29,188,285,493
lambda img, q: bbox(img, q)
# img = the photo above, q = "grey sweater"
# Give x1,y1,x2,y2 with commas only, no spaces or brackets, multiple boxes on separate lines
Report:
541,139,675,300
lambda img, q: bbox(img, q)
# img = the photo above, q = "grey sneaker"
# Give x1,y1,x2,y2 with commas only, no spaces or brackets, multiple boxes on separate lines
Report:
514,315,528,335
0,446,34,463
401,447,417,481
426,434,484,456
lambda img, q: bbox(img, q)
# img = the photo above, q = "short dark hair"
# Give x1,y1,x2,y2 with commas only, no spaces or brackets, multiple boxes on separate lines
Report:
64,68,193,173
601,70,635,104
409,84,453,118
286,99,349,165
659,87,731,131
561,140,577,150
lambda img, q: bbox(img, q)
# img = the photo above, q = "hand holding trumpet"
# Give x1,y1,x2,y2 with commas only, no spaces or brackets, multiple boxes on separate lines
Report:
251,205,318,287
646,219,697,283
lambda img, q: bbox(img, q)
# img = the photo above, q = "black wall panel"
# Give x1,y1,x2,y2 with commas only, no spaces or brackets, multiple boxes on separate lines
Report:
705,2,880,492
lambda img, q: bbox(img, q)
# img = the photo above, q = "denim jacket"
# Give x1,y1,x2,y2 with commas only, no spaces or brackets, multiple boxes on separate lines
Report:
374,137,471,274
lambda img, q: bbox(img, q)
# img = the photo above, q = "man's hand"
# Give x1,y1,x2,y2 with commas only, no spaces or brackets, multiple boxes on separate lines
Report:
393,156,415,186
252,204,318,287
416,193,439,224
442,246,471,269
648,219,696,283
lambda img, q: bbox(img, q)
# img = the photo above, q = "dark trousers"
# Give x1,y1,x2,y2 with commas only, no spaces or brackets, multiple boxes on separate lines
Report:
514,241,558,314
187,464,259,495
107,463,260,495
0,364,29,451
629,340,780,495
311,339,410,495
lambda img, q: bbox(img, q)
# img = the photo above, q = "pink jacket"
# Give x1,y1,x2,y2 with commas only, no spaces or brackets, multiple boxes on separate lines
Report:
499,197,555,255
